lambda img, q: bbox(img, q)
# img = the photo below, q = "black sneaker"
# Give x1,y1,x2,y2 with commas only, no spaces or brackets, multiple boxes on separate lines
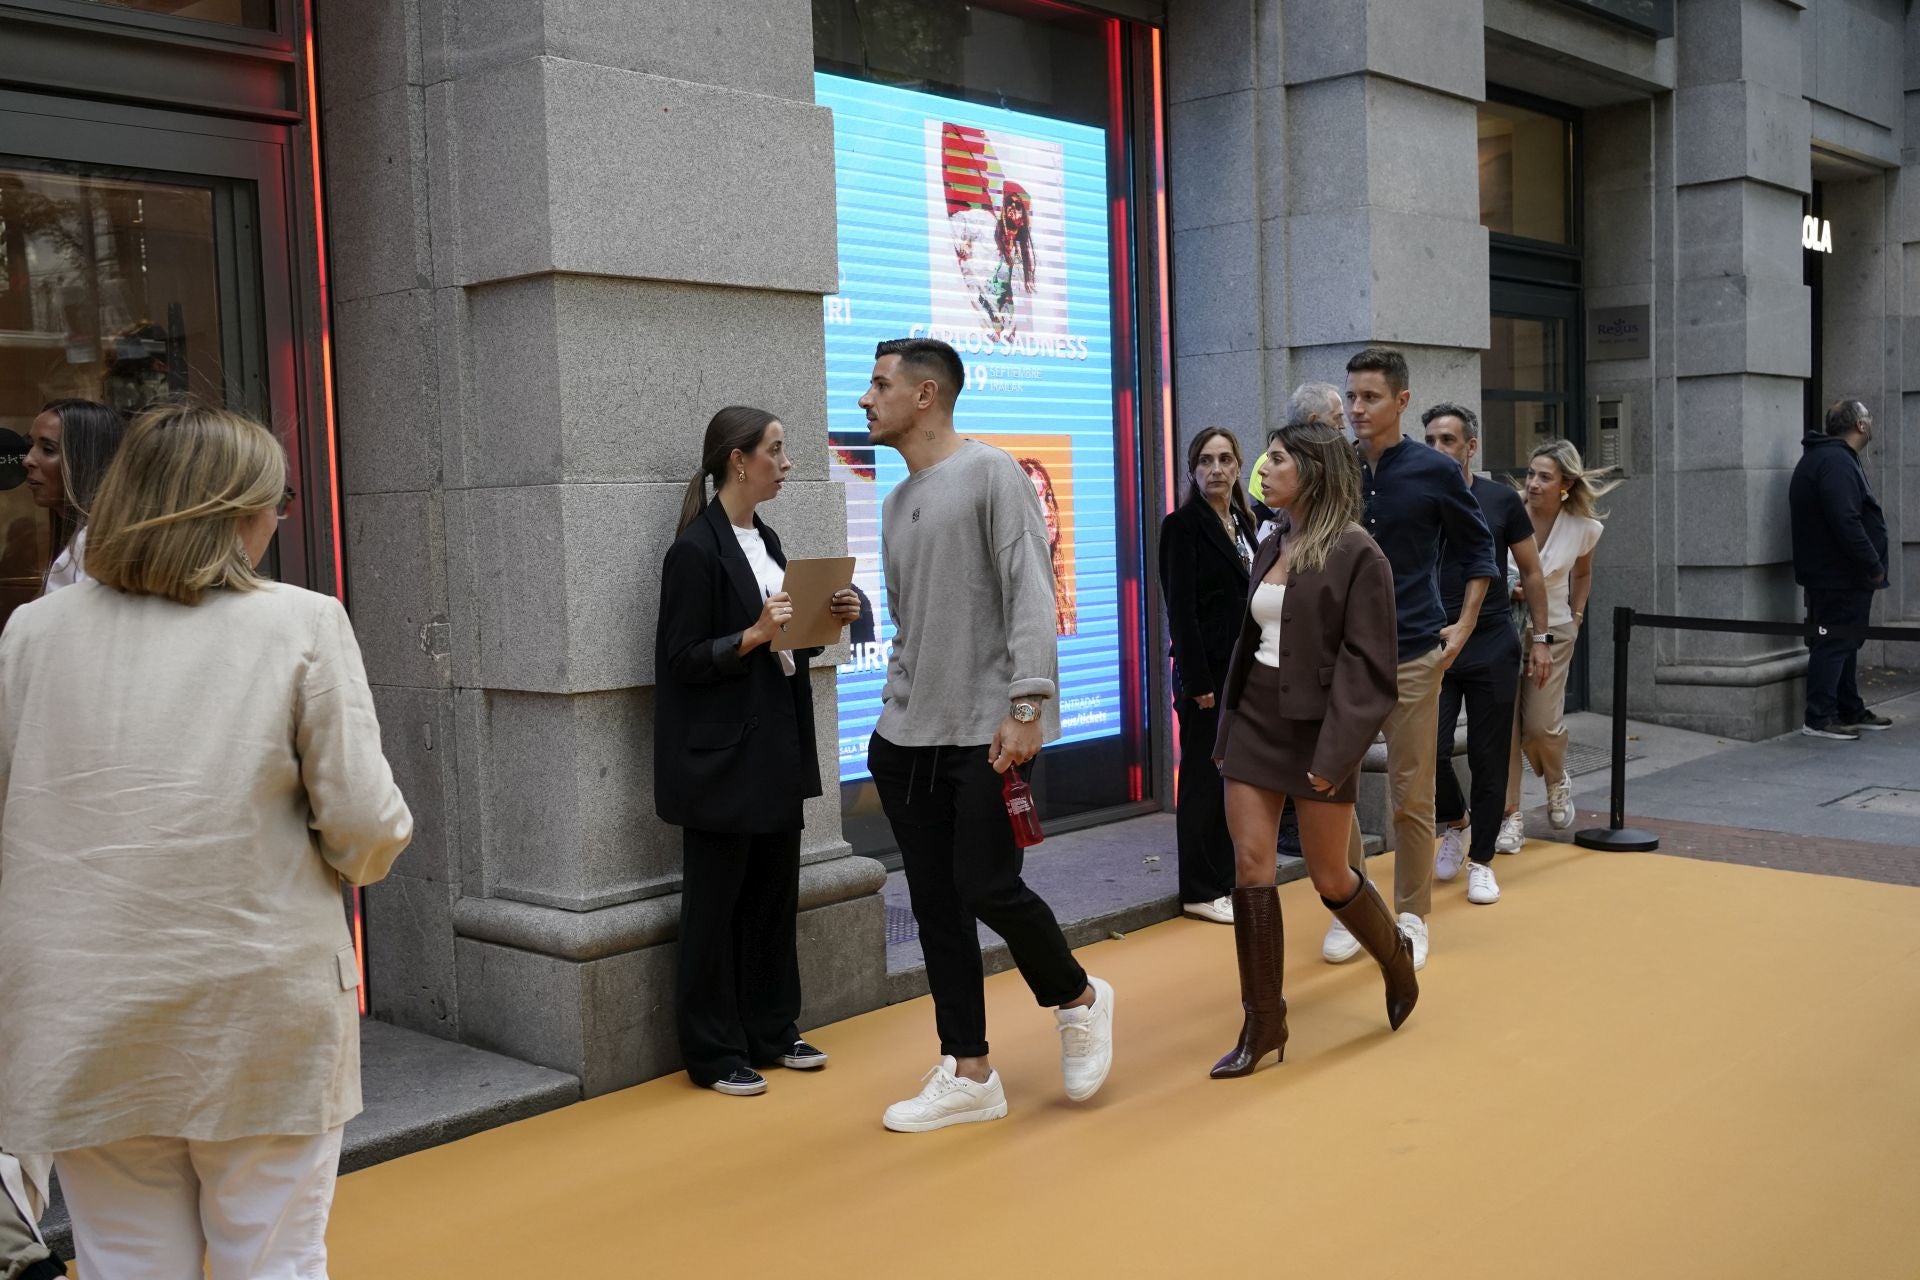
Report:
710,1068,767,1096
1801,722,1860,740
779,1039,829,1070
1838,711,1893,732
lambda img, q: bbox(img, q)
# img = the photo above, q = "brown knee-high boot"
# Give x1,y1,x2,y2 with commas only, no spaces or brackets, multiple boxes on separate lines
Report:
1322,875,1418,1031
1210,886,1288,1078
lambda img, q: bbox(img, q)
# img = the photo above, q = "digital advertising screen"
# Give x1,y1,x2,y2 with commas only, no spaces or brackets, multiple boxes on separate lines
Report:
817,72,1122,783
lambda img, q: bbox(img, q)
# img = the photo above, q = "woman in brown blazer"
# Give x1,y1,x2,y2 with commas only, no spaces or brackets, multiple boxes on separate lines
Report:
1208,418,1417,1078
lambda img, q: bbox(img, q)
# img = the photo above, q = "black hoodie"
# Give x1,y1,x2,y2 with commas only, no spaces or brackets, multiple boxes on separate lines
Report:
1788,431,1887,590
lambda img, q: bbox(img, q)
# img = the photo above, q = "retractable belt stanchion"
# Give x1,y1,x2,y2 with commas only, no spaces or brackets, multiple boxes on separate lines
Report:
1574,604,1920,853
1574,606,1660,851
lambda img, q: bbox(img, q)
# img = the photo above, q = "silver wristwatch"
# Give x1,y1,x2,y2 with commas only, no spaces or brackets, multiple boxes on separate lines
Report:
1010,700,1040,724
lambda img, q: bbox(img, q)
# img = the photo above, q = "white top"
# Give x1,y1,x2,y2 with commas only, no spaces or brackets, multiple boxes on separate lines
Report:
1251,581,1287,668
1511,511,1603,629
732,523,795,677
41,527,87,593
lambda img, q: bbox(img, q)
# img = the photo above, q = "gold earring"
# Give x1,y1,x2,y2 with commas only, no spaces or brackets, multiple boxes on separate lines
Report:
737,470,746,483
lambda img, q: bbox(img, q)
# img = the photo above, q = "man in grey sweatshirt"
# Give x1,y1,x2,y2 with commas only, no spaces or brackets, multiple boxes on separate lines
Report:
860,337,1115,1133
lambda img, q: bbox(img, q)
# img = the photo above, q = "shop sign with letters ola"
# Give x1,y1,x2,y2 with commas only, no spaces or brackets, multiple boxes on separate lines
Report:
1802,216,1833,254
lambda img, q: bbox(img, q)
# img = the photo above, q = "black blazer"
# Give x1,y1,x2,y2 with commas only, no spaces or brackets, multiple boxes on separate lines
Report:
1158,494,1255,700
654,498,823,834
1215,525,1398,789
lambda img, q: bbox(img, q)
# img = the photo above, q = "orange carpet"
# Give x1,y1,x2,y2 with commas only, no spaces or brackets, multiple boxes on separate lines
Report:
316,844,1920,1279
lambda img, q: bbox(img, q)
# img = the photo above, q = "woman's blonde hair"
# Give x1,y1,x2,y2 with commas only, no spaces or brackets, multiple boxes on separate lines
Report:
1530,438,1620,521
86,402,288,605
1270,418,1362,575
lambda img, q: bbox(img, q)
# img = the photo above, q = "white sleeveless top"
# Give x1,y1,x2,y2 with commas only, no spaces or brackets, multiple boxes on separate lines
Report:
1251,581,1286,668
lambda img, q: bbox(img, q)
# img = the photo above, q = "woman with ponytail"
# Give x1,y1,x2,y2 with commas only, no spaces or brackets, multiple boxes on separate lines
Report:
655,406,861,1097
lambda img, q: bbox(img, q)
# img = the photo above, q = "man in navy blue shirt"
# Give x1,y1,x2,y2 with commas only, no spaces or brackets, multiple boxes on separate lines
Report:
1322,349,1498,973
1422,404,1550,907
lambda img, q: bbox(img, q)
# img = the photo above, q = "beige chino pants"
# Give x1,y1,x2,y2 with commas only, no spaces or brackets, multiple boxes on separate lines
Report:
1507,622,1579,807
1345,644,1447,919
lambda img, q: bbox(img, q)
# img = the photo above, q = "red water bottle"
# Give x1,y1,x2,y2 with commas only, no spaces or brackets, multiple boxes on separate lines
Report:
1003,765,1044,848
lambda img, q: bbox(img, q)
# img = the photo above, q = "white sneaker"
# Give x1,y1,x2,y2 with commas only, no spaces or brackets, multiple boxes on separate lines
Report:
881,1057,1008,1133
1182,895,1234,924
1434,826,1468,882
1495,811,1525,854
1055,975,1115,1101
1397,912,1429,971
1547,778,1575,831
1467,861,1501,905
1322,916,1363,963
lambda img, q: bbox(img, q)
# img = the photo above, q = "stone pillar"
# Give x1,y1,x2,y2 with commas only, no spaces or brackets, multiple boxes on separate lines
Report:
319,0,888,1096
1278,0,1489,415
1653,0,1814,738
1165,0,1489,468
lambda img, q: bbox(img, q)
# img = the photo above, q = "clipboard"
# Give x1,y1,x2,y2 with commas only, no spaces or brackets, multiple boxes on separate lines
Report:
771,556,857,651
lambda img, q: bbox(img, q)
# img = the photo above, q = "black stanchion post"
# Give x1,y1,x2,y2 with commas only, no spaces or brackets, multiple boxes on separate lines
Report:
1575,605,1660,852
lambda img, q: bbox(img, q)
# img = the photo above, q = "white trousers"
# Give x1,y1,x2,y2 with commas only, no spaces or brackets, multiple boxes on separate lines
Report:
55,1127,343,1280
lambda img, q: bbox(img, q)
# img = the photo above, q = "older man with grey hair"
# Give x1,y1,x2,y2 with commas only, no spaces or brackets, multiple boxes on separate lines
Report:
1288,381,1346,431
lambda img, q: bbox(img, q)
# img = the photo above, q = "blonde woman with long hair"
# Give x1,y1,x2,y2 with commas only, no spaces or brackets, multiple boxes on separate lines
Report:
0,402,412,1278
1206,419,1412,1079
1498,438,1620,847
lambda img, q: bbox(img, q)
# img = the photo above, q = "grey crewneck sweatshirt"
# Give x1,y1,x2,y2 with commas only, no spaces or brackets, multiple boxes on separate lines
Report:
875,439,1062,747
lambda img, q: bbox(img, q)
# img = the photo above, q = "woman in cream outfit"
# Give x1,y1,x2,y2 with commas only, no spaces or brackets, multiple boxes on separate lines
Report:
0,402,412,1280
1498,439,1616,849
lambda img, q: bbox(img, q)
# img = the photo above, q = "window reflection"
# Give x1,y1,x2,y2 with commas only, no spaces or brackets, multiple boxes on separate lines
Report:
82,0,273,29
0,164,226,618
1478,100,1571,245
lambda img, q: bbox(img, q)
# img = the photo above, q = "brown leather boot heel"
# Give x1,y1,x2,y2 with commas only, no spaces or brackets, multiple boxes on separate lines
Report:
1323,875,1418,1031
1210,886,1289,1078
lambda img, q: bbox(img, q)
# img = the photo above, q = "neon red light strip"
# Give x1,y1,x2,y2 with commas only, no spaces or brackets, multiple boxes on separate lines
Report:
301,1,361,1012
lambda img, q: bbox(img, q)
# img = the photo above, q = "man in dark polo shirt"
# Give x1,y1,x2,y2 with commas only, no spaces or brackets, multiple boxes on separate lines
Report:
1422,404,1550,907
1323,349,1497,972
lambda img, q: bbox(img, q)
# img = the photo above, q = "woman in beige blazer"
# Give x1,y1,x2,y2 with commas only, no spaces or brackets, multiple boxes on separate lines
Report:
0,403,412,1280
1207,418,1415,1079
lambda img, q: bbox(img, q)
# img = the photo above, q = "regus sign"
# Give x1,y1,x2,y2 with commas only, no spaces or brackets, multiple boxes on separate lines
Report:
1802,216,1833,254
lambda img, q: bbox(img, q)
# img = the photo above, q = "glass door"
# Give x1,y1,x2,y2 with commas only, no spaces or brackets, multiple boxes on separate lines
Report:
0,91,308,630
1482,282,1579,475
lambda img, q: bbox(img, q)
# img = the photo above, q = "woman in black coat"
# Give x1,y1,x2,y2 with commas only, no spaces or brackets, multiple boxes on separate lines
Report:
1158,428,1259,925
656,406,860,1097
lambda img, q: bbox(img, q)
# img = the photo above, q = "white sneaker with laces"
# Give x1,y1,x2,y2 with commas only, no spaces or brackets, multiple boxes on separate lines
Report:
1467,860,1501,905
1434,826,1468,882
1495,811,1525,854
1055,975,1115,1102
1397,912,1429,971
1547,778,1575,831
881,1057,1008,1133
1322,916,1363,964
1182,895,1234,924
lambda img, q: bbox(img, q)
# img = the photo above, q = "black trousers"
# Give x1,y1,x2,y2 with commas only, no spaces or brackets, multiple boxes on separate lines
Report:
1434,630,1520,865
869,732,1088,1059
1804,587,1872,728
1174,696,1236,902
675,827,803,1086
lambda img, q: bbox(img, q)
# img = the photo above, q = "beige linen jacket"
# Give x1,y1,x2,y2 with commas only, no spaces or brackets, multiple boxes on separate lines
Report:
0,581,412,1153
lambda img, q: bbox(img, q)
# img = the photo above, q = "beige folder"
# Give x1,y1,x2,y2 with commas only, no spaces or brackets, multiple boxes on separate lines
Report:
771,556,857,651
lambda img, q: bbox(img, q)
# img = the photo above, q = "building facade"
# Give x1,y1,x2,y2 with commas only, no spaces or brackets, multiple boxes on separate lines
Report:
0,0,1911,1094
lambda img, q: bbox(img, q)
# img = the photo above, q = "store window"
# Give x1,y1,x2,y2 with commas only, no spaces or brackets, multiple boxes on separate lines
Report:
814,0,1159,860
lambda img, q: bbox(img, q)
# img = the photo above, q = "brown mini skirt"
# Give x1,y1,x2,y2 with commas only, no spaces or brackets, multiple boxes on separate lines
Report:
1219,663,1357,804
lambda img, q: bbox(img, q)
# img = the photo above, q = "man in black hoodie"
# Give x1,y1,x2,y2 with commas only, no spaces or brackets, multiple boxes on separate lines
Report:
1788,399,1890,739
